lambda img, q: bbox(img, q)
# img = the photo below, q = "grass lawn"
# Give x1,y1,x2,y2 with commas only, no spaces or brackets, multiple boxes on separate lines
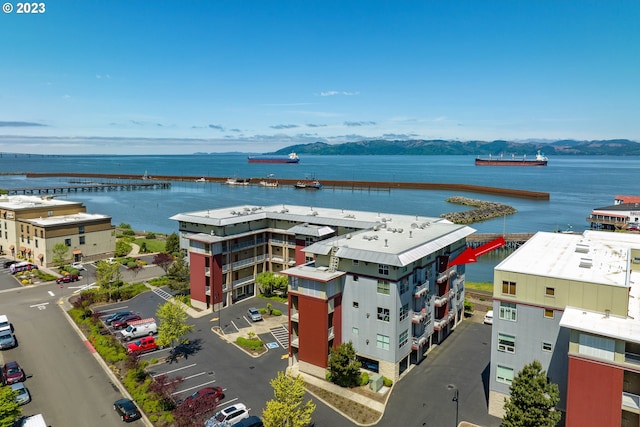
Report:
133,237,165,253
465,281,494,293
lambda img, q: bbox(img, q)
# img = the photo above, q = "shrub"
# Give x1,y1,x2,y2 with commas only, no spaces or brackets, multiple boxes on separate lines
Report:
122,229,136,236
236,336,264,351
382,376,393,387
360,372,370,386
271,309,282,316
146,232,156,239
464,299,474,313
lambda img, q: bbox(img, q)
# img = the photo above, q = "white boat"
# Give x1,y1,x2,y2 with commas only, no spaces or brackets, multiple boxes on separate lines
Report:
195,177,206,183
225,177,250,185
259,180,279,187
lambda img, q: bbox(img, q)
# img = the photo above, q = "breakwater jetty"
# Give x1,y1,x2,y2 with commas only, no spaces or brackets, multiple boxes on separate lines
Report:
24,172,549,200
441,196,517,224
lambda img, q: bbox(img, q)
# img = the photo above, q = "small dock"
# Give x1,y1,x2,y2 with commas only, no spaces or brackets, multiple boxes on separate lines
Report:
467,233,534,250
5,181,170,196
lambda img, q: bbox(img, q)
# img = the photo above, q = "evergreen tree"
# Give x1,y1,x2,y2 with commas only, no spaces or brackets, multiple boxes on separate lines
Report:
328,342,361,387
165,232,180,255
503,360,561,427
262,372,315,427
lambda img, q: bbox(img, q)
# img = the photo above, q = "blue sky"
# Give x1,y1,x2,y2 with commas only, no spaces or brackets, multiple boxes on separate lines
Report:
1,1,639,154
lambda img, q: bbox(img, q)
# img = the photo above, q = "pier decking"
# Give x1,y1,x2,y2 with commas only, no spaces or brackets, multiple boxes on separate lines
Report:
467,233,535,249
5,181,170,195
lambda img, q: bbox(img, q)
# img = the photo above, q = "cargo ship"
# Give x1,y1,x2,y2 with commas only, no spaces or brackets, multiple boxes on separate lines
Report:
247,152,300,163
475,150,548,166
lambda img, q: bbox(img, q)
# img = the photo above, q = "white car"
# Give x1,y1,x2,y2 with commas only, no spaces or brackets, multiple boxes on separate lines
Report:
11,382,31,405
247,307,262,322
205,403,250,427
0,315,10,332
483,310,494,325
71,262,86,271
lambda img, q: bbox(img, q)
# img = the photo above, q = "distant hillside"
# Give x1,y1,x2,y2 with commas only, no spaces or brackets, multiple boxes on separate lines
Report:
269,139,640,156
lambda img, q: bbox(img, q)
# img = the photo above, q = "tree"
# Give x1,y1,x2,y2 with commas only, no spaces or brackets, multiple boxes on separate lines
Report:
96,260,122,288
328,341,361,387
503,360,561,427
115,239,132,257
0,385,21,427
166,256,190,293
51,243,69,266
156,301,194,349
165,232,180,255
256,271,276,296
262,372,315,427
154,252,175,273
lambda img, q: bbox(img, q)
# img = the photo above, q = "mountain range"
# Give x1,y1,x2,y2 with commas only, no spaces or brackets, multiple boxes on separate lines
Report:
269,139,640,156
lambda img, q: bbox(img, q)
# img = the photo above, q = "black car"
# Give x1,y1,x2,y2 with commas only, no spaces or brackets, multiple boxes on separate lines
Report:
231,416,264,427
114,398,141,422
105,311,134,325
3,260,16,269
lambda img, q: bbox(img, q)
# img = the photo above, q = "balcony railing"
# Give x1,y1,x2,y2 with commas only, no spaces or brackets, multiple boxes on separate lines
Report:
625,352,640,365
222,254,267,272
205,267,210,276
328,326,334,340
414,283,429,298
232,276,254,289
291,337,299,347
291,312,299,322
411,333,428,350
412,309,427,324
434,318,448,331
434,292,449,307
622,392,640,411
205,285,210,296
230,238,266,252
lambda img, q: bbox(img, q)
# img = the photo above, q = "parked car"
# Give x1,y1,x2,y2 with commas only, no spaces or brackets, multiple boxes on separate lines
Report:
205,403,250,427
3,260,16,268
483,310,494,325
126,336,161,355
114,398,141,422
231,416,263,427
9,262,37,274
0,314,11,332
2,361,26,385
180,386,225,410
71,262,86,271
104,311,134,325
107,311,137,326
0,330,16,350
11,382,31,405
112,314,142,330
247,308,262,322
56,274,79,284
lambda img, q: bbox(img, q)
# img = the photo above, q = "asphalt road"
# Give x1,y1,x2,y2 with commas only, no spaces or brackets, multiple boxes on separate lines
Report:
0,282,130,426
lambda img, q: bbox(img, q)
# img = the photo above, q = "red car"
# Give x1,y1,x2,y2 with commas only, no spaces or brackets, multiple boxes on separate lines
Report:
127,336,160,355
2,361,26,385
112,314,142,330
180,386,225,409
56,274,79,284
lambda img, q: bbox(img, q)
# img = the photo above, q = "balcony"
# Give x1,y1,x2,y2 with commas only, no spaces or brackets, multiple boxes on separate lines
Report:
437,268,457,284
434,292,449,307
291,337,299,347
625,352,640,365
222,254,267,273
434,318,448,331
232,276,254,289
412,309,427,324
291,311,299,322
205,285,210,296
411,334,428,351
623,392,640,411
328,326,334,340
414,283,428,298
230,238,266,252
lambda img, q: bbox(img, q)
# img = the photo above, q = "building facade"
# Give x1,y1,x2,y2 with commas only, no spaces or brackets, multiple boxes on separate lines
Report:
488,230,640,426
0,195,115,266
171,204,475,381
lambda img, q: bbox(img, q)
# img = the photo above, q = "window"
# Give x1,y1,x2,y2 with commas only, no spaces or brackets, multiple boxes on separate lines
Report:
378,264,389,275
399,303,409,321
578,333,615,361
545,287,555,296
40,230,43,238
26,226,29,233
498,333,516,353
376,334,390,350
496,365,514,384
502,281,516,295
35,240,38,248
78,225,85,234
79,236,85,245
47,210,53,217
377,280,390,295
353,301,359,308
352,259,359,266
377,307,390,322
544,309,554,319
399,279,409,294
399,330,408,348
64,238,71,246
543,342,553,352
352,327,359,335
499,302,517,321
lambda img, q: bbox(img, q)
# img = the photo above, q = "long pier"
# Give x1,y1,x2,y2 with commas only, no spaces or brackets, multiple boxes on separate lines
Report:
24,172,549,200
467,233,535,250
5,181,170,195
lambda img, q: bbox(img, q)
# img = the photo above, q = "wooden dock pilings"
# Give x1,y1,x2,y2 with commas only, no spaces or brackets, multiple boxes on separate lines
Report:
5,181,170,195
467,233,534,250
24,172,549,200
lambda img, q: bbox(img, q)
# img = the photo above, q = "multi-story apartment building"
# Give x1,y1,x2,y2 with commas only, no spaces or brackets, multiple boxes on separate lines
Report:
488,230,640,426
171,204,475,381
0,195,114,266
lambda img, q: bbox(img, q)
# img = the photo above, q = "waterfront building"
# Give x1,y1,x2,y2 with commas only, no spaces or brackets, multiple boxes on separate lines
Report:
488,230,640,426
0,195,115,266
588,195,640,231
171,204,474,381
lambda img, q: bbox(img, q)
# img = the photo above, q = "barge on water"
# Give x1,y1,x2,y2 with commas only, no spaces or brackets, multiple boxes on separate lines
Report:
247,152,299,164
475,150,548,166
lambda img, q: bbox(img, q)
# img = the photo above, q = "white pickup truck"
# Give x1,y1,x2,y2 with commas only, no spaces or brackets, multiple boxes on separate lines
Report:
119,318,157,341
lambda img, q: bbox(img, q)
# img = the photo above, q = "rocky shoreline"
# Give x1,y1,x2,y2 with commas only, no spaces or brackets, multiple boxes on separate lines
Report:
440,196,517,224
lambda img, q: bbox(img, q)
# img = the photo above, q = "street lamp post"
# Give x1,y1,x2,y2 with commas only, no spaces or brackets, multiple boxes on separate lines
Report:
447,384,459,427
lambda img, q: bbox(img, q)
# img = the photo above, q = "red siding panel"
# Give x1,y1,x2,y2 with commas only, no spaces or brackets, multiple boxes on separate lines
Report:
566,356,623,427
298,294,329,367
189,253,207,305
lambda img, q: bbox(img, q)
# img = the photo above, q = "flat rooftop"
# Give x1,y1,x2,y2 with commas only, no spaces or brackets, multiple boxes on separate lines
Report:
0,195,81,209
23,212,111,227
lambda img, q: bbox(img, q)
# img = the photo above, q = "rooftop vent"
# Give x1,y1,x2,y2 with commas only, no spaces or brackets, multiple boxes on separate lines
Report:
317,266,329,271
575,243,590,254
579,257,593,268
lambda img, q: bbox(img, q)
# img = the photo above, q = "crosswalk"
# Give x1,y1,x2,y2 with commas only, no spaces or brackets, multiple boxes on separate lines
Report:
153,287,173,301
270,325,289,349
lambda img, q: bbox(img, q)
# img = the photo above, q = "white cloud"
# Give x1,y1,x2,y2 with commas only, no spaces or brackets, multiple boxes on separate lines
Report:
319,91,359,97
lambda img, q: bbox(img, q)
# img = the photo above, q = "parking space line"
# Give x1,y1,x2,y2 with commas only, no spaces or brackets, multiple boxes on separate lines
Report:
230,320,240,332
99,306,129,313
183,372,207,380
215,397,238,409
151,363,197,377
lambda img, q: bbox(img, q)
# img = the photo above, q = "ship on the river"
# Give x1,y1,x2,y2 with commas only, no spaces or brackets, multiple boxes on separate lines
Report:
475,150,548,166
